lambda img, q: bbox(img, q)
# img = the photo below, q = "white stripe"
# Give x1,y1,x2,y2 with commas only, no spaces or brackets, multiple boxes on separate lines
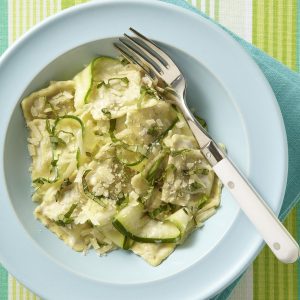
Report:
244,0,253,43
210,0,215,18
22,0,27,34
50,0,54,15
191,0,197,7
201,1,206,12
15,0,20,40
15,280,20,300
229,265,253,300
36,0,40,23
8,275,13,300
43,0,47,19
29,0,33,28
218,0,253,43
57,0,62,12
8,0,14,45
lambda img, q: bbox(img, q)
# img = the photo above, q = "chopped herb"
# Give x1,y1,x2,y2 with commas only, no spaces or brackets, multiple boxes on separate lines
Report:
55,203,77,226
182,167,209,176
183,207,189,215
201,169,209,175
76,148,81,169
153,117,178,143
82,169,107,207
97,240,109,247
33,167,59,186
51,159,58,167
46,119,53,135
119,77,129,85
197,194,209,208
33,178,50,185
101,108,112,119
50,136,66,149
170,149,191,157
97,77,129,89
148,204,176,220
56,178,72,201
86,152,92,157
140,85,158,98
147,124,160,137
57,130,74,137
116,193,129,210
94,130,104,136
193,114,208,130
97,81,105,89
187,181,204,194
109,119,118,143
120,57,130,65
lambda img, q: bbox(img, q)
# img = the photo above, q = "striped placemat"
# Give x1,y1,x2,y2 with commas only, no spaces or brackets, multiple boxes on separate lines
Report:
0,1,299,299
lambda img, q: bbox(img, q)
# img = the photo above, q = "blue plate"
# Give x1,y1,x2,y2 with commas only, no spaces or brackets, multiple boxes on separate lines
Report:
0,1,287,299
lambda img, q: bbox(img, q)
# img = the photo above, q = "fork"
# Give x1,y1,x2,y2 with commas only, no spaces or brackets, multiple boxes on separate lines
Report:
114,28,299,264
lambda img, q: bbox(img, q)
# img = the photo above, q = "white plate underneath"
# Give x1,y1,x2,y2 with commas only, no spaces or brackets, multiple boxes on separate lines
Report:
0,1,287,299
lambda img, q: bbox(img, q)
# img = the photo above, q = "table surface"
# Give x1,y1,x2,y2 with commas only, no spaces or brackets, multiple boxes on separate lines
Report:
0,0,299,299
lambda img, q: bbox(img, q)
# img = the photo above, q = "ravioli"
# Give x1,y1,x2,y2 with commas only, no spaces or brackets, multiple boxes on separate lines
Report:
22,56,222,266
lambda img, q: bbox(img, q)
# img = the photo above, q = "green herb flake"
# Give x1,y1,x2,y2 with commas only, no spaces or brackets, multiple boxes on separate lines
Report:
188,181,204,193
197,194,209,209
46,119,53,135
97,81,105,89
116,193,129,210
147,124,160,137
101,108,112,119
170,149,191,157
153,117,178,143
140,85,158,98
56,178,72,201
193,114,208,130
82,170,107,207
55,203,77,226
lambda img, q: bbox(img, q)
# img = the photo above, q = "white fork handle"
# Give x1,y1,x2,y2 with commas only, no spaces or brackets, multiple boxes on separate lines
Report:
213,157,299,263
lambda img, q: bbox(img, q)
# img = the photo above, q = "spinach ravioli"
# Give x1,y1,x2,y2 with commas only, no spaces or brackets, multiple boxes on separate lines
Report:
21,56,222,266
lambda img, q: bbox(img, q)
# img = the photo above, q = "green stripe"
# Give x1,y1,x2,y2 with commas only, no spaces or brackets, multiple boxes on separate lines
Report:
263,0,270,53
0,265,8,300
282,0,288,64
253,1,298,299
277,1,284,62
0,0,8,54
297,0,300,70
291,0,297,70
62,0,88,9
205,0,210,15
264,246,269,299
214,0,219,22
273,0,279,58
254,208,298,300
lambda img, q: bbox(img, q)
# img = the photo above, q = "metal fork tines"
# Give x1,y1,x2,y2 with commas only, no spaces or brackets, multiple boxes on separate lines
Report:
114,28,181,87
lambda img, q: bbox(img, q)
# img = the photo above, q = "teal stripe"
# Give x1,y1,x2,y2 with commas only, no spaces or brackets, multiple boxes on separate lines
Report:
0,264,8,300
0,0,8,55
